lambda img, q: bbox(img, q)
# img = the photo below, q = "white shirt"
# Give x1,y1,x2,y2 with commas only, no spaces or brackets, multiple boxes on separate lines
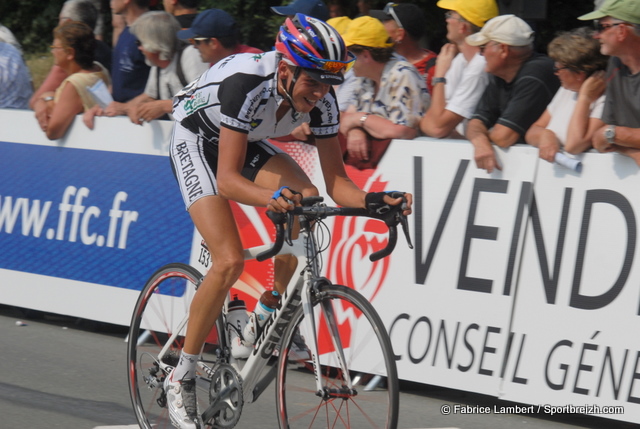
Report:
546,86,605,146
444,52,489,136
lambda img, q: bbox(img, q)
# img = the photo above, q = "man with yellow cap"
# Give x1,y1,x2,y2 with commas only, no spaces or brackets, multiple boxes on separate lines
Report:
464,14,559,173
579,0,640,165
420,0,498,139
338,16,429,169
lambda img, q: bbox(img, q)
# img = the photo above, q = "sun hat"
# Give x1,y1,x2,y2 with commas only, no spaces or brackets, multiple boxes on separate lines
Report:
177,9,236,40
436,0,499,28
578,0,640,24
327,16,352,35
465,14,534,47
341,16,393,48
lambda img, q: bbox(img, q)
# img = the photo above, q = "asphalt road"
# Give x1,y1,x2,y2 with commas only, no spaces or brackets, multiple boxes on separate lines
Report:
0,304,630,429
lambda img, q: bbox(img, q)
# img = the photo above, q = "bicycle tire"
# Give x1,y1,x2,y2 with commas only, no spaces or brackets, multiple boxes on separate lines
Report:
276,284,399,429
127,263,225,429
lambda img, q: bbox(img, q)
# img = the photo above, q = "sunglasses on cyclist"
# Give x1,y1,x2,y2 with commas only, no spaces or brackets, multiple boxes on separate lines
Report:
384,2,403,29
292,43,356,74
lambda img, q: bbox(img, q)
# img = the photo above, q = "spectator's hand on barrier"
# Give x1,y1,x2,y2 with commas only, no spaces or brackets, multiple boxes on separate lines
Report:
290,123,315,143
34,95,53,133
104,101,127,117
131,100,168,125
474,143,501,173
346,128,370,161
434,43,458,77
579,70,606,103
83,105,104,130
593,125,616,153
538,129,561,163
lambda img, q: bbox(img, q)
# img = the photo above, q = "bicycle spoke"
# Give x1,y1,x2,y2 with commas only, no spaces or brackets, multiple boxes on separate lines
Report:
277,284,399,429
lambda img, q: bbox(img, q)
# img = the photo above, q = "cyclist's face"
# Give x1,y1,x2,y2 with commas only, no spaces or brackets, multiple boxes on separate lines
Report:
279,64,331,113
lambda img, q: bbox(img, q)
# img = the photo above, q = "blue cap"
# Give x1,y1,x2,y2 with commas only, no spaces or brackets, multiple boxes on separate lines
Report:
271,0,329,21
177,9,237,40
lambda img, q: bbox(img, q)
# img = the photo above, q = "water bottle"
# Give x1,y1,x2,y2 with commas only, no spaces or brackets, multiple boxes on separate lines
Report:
243,290,281,345
227,295,251,359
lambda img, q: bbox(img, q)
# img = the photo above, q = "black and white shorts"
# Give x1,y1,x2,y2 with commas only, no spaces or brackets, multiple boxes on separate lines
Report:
169,123,284,210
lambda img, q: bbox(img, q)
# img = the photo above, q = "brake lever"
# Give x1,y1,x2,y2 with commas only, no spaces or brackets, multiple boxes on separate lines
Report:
398,212,414,250
285,210,294,246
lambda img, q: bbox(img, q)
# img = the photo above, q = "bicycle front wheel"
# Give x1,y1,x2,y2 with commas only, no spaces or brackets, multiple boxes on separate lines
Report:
276,284,399,429
127,263,224,429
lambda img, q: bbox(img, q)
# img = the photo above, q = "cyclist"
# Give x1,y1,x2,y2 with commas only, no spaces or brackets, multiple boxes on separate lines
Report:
166,13,412,429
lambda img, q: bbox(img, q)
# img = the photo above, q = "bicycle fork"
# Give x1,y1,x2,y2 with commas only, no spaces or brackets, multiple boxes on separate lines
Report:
301,278,355,400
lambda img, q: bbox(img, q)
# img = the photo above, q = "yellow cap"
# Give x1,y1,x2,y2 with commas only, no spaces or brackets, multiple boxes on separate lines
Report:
436,0,499,28
327,16,352,36
341,16,393,49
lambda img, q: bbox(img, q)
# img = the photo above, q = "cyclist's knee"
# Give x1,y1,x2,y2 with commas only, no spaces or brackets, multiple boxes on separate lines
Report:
299,185,319,198
214,254,244,285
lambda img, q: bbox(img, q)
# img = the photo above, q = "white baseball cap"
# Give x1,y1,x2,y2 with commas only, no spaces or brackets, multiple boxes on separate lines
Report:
466,14,534,47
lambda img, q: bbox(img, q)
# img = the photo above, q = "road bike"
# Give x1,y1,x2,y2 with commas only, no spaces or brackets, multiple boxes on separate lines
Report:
127,195,413,428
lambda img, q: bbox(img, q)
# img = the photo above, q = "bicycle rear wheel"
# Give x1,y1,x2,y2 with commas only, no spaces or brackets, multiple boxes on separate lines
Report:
276,284,399,429
127,263,225,429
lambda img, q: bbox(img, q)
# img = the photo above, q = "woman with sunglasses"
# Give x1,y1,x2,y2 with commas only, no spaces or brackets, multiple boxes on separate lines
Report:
36,20,110,140
525,27,608,163
165,14,412,429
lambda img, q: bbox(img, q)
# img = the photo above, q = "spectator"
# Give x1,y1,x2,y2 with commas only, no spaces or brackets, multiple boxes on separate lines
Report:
0,42,33,109
86,11,207,126
35,21,111,140
355,0,372,17
526,28,607,162
327,0,349,18
30,0,112,110
578,0,640,165
339,16,430,169
465,14,559,173
420,0,498,138
163,0,198,29
111,0,150,103
177,9,262,66
371,3,438,94
271,0,330,21
0,25,23,54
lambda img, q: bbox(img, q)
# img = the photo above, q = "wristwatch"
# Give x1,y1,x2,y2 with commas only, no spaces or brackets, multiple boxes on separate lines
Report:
359,113,370,127
604,125,616,144
432,77,446,85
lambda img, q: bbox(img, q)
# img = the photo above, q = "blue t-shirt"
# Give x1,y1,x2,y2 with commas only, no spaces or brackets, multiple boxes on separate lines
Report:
111,27,150,103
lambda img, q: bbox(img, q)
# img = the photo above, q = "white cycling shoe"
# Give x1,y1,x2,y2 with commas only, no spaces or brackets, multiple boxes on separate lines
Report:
164,370,201,429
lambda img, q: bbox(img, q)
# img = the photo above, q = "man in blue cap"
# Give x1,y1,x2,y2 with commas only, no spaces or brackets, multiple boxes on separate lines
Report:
271,0,329,21
579,0,640,164
177,8,262,65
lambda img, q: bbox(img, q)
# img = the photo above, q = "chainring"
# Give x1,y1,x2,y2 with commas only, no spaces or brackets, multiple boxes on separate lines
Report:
204,363,244,429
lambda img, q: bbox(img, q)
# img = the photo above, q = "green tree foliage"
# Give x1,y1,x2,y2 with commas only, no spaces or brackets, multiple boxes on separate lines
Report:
1,0,600,54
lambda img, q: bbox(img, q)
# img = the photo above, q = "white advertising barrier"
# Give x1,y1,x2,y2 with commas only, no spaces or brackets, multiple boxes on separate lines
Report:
2,109,638,423
502,152,640,421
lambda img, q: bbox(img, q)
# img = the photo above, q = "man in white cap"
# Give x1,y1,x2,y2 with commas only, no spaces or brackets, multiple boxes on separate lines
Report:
464,14,559,173
420,0,498,138
579,0,640,165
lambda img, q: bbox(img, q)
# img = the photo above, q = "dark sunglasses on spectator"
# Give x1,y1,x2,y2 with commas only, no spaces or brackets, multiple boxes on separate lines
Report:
189,38,210,46
593,20,628,33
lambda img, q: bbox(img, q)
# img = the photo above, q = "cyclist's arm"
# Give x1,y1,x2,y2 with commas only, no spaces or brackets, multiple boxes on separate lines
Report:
315,135,367,208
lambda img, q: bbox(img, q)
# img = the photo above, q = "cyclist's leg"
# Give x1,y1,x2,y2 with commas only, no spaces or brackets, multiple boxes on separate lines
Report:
184,195,244,355
254,150,318,294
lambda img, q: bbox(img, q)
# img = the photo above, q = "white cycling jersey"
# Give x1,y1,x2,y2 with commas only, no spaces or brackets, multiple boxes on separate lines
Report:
172,51,340,144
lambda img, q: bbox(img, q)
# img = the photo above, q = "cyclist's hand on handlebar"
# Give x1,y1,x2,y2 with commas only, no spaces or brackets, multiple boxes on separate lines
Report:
365,191,413,217
268,186,302,213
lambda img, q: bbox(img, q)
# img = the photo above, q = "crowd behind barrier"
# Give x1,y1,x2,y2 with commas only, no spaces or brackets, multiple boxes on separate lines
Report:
1,110,639,423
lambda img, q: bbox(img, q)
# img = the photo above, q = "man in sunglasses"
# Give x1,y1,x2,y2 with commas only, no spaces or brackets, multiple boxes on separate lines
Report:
177,8,262,66
464,14,559,173
579,0,640,165
420,0,498,139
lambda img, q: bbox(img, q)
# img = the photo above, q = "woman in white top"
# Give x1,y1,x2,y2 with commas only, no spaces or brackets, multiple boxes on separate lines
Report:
526,27,608,163
36,21,111,140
